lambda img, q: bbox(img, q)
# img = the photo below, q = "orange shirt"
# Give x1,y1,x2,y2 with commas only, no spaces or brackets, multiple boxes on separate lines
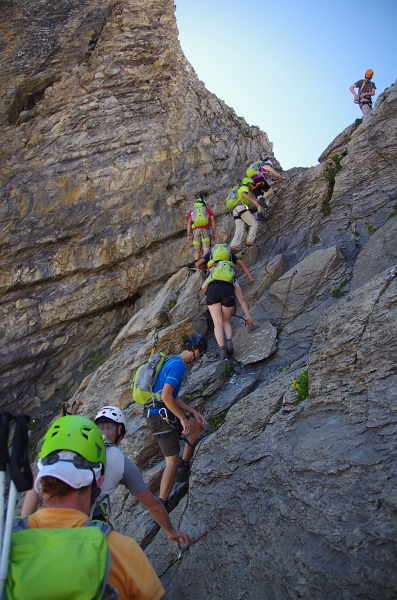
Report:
28,508,164,600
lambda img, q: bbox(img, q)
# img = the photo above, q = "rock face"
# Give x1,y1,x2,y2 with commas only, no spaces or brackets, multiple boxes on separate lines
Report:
0,0,275,412
2,2,397,597
146,270,397,600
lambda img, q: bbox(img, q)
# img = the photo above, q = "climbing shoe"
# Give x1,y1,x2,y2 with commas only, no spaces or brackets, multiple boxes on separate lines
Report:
226,338,234,356
245,241,254,248
256,211,267,221
219,346,228,360
175,461,190,483
258,196,270,208
230,246,239,252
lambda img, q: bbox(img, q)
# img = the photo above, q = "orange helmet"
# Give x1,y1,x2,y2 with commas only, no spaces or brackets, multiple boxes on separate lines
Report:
365,69,374,79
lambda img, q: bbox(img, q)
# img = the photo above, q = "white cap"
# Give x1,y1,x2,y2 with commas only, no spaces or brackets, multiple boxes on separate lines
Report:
34,451,102,493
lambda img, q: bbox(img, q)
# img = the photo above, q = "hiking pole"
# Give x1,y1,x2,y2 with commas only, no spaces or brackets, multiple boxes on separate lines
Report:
0,413,13,551
0,415,33,597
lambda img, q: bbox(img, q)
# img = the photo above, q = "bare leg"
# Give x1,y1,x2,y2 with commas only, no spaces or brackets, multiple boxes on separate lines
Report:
193,245,201,261
181,418,204,461
160,454,180,500
221,305,234,340
208,303,234,347
208,303,226,347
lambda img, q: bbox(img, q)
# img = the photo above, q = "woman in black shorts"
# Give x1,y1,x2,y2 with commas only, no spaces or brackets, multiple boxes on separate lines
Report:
197,249,254,359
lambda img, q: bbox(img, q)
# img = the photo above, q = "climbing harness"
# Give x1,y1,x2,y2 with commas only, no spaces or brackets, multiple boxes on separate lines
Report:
354,80,373,106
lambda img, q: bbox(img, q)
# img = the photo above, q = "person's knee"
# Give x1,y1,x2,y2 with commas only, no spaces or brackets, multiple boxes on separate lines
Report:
165,454,180,469
189,418,204,435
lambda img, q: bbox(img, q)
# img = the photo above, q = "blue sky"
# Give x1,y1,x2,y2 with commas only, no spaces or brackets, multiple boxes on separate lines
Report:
174,0,397,170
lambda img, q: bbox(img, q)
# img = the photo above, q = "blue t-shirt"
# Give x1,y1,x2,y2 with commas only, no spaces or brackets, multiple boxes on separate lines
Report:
152,355,186,398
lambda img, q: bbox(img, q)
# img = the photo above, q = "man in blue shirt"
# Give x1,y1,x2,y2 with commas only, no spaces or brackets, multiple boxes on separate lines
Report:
144,334,207,510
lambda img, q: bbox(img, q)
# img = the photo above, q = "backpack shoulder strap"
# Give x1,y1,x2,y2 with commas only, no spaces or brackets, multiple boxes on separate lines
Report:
84,521,118,600
85,520,112,537
12,517,29,533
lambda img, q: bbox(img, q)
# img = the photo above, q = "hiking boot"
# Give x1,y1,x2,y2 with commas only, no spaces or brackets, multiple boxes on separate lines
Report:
219,346,228,360
258,197,271,208
256,211,267,221
226,338,234,356
175,462,190,483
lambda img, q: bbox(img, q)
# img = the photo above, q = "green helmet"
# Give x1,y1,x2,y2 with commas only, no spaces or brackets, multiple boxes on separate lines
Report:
39,415,106,474
194,197,206,206
242,177,254,185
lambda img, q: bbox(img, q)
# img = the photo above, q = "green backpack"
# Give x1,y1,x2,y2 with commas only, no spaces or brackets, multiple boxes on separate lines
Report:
246,160,264,178
6,518,118,600
225,186,239,211
211,244,232,262
131,351,167,405
206,261,235,284
192,203,209,228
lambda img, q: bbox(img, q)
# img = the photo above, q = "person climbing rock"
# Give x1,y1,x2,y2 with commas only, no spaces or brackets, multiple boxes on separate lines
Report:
93,406,190,543
197,244,254,358
247,158,286,219
144,334,208,509
350,69,376,119
21,406,190,546
187,197,216,265
229,178,261,251
17,415,164,600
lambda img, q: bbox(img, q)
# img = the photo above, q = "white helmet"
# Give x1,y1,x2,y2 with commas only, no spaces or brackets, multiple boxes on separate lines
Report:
262,157,274,167
94,406,126,431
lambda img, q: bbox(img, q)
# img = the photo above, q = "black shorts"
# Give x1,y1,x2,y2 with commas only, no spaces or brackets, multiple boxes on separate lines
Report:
146,413,181,457
252,177,270,197
205,281,235,307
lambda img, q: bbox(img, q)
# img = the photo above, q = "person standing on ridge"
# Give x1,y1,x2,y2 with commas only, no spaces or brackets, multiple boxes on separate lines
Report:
197,244,254,359
144,334,208,511
187,197,216,266
14,415,164,600
229,177,261,251
21,406,190,546
350,69,376,119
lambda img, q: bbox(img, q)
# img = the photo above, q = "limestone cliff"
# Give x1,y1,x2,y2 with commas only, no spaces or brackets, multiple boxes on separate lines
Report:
0,0,274,412
2,0,397,597
71,83,396,597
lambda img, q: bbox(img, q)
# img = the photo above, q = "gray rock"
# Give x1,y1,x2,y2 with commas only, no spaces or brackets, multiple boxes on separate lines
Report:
268,246,345,322
232,321,277,365
351,216,397,290
146,270,397,599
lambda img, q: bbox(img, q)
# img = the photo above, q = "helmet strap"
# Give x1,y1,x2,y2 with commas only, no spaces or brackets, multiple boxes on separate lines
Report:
90,469,101,505
114,425,124,446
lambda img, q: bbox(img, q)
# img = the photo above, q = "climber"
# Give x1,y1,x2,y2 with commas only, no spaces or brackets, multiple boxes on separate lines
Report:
144,334,208,510
247,158,286,218
21,406,190,546
197,244,254,358
14,415,164,600
93,406,191,542
229,177,262,251
350,69,376,119
187,196,216,265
